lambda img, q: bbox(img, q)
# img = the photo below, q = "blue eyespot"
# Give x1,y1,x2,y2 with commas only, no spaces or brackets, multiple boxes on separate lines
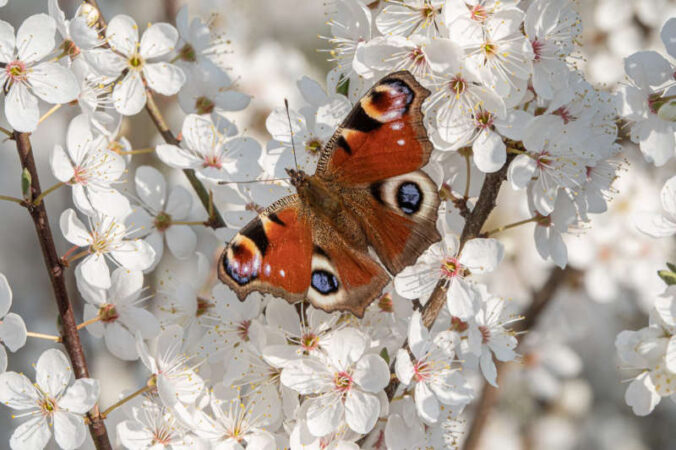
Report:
311,270,339,295
397,182,422,214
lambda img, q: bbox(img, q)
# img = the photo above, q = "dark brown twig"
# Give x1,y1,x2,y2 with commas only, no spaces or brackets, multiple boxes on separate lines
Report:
14,132,112,450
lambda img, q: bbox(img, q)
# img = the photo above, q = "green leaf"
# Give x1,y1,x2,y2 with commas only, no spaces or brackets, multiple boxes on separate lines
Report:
667,262,676,273
336,75,350,97
21,168,31,199
379,347,390,365
658,269,676,286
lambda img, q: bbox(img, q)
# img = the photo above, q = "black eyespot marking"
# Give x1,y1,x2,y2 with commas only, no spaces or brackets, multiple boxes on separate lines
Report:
397,182,422,215
380,79,414,112
313,246,329,257
241,218,268,255
311,270,340,295
337,135,352,155
225,244,259,285
350,104,382,133
268,213,285,226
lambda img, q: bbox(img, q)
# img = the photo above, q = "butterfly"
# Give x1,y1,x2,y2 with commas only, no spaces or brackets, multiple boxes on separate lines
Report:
218,71,441,317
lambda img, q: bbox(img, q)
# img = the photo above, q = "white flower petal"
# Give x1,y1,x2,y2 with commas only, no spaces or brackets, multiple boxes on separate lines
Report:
16,14,56,63
165,186,192,219
36,348,72,397
0,313,27,352
414,381,440,423
110,240,156,271
473,129,506,173
353,353,390,393
78,254,111,290
9,416,51,450
0,20,15,63
139,23,178,59
135,165,166,212
166,225,197,259
0,371,38,408
5,83,39,132
306,397,343,437
54,410,87,450
459,238,504,273
28,62,80,104
479,347,498,387
104,322,138,360
0,273,12,317
106,15,138,56
59,378,99,414
446,278,478,320
507,154,536,190
156,144,200,169
144,62,186,96
394,349,414,385
113,72,147,116
625,372,660,416
345,389,380,434
50,145,74,182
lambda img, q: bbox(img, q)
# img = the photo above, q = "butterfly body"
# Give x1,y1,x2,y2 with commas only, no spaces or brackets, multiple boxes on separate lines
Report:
219,71,441,317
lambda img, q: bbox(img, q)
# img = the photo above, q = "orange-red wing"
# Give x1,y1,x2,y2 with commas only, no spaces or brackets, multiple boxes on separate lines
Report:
316,71,432,185
218,195,313,302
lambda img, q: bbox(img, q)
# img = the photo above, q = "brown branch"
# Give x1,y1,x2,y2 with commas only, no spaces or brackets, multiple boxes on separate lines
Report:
83,0,226,230
461,266,580,450
14,132,112,450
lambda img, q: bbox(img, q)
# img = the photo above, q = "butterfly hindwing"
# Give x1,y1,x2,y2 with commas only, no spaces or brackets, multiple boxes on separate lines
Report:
316,71,432,184
344,170,441,274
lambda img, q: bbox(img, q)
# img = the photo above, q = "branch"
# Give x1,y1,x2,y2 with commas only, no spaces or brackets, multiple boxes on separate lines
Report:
14,132,112,450
83,0,226,229
461,266,580,450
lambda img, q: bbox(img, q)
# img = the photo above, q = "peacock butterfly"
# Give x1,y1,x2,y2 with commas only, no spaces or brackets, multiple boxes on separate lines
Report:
218,71,441,317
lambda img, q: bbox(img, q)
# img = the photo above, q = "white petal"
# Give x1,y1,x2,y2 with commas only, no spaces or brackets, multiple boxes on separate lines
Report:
661,18,676,59
59,378,99,414
473,130,506,173
110,240,156,271
117,420,155,449
156,144,200,169
479,347,498,387
353,353,390,393
139,23,178,59
666,336,676,373
54,411,86,450
408,310,429,359
625,51,673,88
50,145,74,182
297,76,328,106
280,359,331,395
165,186,192,218
59,209,91,246
345,389,380,434
0,273,12,317
9,416,51,450
5,83,39,132
135,165,166,212
0,20,15,63
394,262,438,300
625,372,660,416
106,15,138,56
144,62,186,96
78,254,111,290
36,348,72,397
446,278,478,320
113,72,147,116
28,62,80,104
507,154,536,190
661,176,676,217
0,371,39,409
0,346,6,373
306,397,343,437
104,322,138,360
119,306,160,340
459,238,504,273
414,381,440,423
0,313,27,352
16,14,56,63
109,267,144,301
394,349,414,385
166,225,197,259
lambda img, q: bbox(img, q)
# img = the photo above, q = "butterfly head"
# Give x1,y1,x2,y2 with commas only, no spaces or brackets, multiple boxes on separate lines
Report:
286,168,309,188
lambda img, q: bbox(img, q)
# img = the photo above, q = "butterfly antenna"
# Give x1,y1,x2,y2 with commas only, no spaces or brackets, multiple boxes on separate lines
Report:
284,98,300,171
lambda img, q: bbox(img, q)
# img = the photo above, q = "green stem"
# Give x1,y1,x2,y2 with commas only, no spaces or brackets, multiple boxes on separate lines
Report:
484,216,539,236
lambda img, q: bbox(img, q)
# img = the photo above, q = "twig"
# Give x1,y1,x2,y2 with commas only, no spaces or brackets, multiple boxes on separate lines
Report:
14,132,112,450
461,266,579,450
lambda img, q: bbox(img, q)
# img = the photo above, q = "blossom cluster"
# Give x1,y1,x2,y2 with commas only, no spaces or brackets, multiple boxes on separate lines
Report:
0,0,673,448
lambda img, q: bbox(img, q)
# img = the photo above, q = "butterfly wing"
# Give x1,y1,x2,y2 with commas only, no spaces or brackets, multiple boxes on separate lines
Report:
316,71,433,184
218,195,313,303
219,195,389,317
317,71,441,274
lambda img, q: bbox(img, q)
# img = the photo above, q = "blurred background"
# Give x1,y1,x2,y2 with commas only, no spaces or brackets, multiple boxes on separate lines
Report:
0,0,675,448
